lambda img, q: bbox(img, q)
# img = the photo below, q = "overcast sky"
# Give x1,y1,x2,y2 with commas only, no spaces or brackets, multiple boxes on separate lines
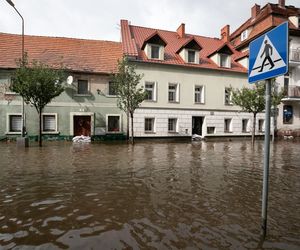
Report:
1,0,299,42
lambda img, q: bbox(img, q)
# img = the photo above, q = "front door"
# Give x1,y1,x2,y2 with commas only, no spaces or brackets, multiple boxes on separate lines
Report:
192,116,204,135
73,116,91,136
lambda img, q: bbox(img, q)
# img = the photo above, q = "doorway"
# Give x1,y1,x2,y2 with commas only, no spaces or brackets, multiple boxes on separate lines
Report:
192,116,204,135
73,116,91,136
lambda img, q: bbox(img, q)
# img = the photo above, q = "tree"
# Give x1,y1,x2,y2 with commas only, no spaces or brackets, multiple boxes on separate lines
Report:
112,57,146,144
10,56,66,146
230,80,284,146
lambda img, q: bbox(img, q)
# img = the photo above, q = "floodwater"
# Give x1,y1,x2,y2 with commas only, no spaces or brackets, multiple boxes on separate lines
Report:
0,140,299,250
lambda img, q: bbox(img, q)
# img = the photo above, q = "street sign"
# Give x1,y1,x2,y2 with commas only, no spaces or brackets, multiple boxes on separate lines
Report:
248,22,288,83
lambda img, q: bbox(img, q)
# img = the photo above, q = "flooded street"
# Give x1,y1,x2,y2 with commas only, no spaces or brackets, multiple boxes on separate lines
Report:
0,140,299,249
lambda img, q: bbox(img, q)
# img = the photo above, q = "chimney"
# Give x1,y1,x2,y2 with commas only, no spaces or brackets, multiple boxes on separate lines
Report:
278,0,285,8
251,4,261,19
177,23,185,38
221,25,230,42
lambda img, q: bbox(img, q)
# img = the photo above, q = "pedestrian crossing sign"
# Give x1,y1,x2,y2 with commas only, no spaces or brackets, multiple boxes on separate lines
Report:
248,22,288,83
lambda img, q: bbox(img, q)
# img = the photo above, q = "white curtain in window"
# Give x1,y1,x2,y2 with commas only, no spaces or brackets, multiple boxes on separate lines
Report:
43,115,55,131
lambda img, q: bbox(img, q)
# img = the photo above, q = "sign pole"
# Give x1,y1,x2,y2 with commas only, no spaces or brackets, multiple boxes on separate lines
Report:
261,78,271,237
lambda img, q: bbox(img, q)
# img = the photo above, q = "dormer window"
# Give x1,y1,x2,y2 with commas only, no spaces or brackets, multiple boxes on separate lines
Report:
241,30,248,42
188,50,196,63
141,32,167,61
150,45,160,59
220,54,230,68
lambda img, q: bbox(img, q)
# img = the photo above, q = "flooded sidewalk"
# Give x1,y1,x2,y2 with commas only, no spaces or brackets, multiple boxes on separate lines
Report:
0,141,299,249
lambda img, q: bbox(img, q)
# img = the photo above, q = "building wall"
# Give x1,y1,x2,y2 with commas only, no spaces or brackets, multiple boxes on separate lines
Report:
0,70,126,138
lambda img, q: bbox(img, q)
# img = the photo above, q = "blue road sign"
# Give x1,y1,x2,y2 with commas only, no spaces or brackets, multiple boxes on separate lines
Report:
248,22,288,83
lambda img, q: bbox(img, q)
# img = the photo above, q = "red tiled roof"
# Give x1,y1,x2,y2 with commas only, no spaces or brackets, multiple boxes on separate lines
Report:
0,33,122,74
231,3,300,49
121,21,247,73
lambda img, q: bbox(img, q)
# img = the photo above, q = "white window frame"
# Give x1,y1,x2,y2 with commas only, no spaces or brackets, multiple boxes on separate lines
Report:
194,85,205,104
168,83,180,103
145,43,164,60
42,113,58,134
219,54,231,68
76,79,90,96
168,118,178,133
224,118,232,133
224,87,233,105
242,119,250,133
144,117,155,133
6,113,22,134
241,30,248,42
106,114,122,133
144,81,157,101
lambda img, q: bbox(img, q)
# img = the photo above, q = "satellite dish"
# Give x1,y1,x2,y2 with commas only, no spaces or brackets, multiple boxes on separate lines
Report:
67,75,73,85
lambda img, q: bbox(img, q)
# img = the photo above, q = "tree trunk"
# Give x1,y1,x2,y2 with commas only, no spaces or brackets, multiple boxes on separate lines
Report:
130,112,134,145
126,111,130,142
252,113,257,147
39,109,42,147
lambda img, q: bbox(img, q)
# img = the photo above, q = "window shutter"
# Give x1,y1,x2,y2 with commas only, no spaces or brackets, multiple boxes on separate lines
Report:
10,116,21,132
43,115,55,131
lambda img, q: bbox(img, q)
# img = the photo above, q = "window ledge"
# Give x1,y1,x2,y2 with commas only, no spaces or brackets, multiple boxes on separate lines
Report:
74,94,92,97
5,91,17,95
106,131,121,134
144,131,156,134
168,131,179,134
42,131,60,135
6,132,21,135
106,95,117,98
225,103,233,106
144,100,157,103
194,102,205,105
168,101,180,104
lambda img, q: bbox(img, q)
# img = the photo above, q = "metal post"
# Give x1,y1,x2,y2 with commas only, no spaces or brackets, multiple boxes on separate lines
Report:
261,79,271,237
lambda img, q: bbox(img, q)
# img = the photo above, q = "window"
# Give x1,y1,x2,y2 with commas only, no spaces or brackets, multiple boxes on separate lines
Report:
283,105,293,124
151,45,160,59
42,114,57,133
188,50,196,63
77,80,89,95
194,85,204,103
242,119,249,133
168,83,179,102
145,82,156,101
220,54,230,68
108,81,116,96
107,115,121,133
225,87,232,105
258,119,265,132
168,118,177,133
8,114,22,133
145,118,155,133
241,30,248,41
224,118,232,133
207,127,215,134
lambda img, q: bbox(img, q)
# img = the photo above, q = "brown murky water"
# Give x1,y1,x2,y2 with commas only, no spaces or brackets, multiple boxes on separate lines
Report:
0,140,299,249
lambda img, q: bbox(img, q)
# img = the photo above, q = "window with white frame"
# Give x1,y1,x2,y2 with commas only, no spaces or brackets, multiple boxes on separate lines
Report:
207,127,215,134
224,118,232,133
224,87,233,105
107,115,121,133
77,79,89,95
7,114,22,133
108,81,117,96
220,54,230,68
258,119,265,132
145,118,155,133
188,50,196,63
194,85,204,104
242,119,250,133
241,30,248,42
168,83,179,102
42,114,57,133
168,118,177,133
151,45,160,59
145,82,156,101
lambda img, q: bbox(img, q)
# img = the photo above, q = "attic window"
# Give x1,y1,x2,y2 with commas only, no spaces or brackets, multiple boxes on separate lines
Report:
241,30,248,42
151,45,160,59
220,54,230,68
188,50,196,63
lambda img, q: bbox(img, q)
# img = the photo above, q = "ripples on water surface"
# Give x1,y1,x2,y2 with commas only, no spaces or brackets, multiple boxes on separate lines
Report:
0,140,299,249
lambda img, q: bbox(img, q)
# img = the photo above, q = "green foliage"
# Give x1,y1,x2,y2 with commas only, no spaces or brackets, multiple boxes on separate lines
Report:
10,55,66,113
112,57,146,115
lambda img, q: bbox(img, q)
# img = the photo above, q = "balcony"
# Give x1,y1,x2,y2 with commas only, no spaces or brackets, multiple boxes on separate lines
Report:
283,85,300,101
289,49,300,67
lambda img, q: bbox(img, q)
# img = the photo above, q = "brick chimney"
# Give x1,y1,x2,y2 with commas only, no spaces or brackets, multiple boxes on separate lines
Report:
221,25,230,42
177,23,185,38
251,4,261,19
279,0,285,8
